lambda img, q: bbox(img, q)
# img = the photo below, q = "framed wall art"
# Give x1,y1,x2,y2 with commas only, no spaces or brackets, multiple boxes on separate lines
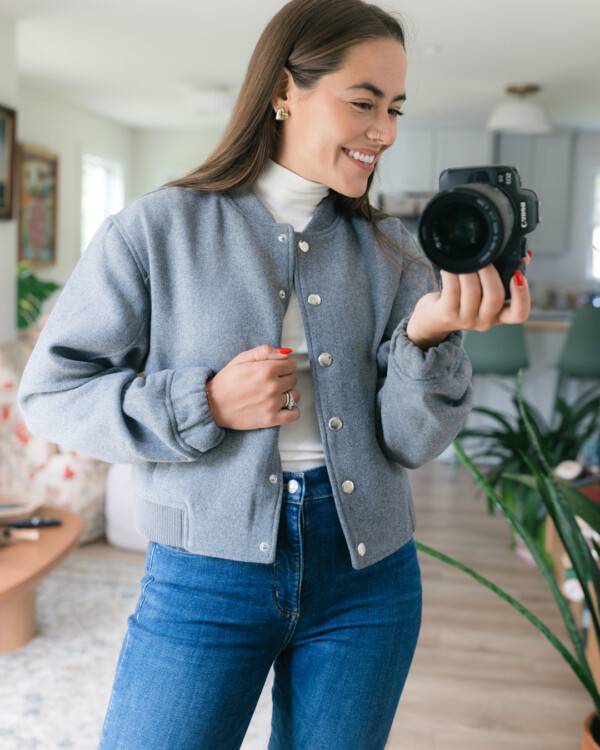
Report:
0,104,16,219
18,143,58,264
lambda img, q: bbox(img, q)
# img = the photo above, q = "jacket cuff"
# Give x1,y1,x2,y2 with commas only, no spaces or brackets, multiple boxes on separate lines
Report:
389,317,468,382
169,367,227,453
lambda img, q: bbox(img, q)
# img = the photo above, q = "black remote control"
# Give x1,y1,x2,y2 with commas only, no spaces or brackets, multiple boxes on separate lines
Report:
6,517,63,528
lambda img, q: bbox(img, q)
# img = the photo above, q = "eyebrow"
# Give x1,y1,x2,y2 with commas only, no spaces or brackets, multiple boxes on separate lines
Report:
347,83,407,102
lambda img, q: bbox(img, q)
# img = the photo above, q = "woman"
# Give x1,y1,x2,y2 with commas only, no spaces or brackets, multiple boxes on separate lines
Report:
18,0,530,748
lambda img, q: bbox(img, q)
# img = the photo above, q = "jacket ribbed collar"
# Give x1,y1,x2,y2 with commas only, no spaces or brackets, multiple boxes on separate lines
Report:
226,188,341,235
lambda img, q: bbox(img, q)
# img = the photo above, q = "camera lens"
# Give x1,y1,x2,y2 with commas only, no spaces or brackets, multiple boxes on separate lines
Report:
418,183,514,274
431,205,489,260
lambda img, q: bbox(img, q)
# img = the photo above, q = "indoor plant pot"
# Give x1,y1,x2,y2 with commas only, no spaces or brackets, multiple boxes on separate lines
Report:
583,711,600,749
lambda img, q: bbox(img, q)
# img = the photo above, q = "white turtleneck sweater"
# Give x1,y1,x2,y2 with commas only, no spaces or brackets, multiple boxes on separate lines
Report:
254,160,330,472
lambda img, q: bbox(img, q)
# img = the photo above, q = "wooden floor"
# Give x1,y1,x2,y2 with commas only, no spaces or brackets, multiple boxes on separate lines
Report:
74,460,590,749
387,460,589,750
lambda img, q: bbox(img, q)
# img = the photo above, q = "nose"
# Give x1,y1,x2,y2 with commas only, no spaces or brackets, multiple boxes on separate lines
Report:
366,114,396,146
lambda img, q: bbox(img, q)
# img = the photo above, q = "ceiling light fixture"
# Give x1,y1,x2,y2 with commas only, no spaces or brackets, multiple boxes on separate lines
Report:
486,84,552,135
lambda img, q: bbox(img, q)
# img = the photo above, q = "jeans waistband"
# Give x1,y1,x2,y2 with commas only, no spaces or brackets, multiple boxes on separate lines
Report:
282,464,331,501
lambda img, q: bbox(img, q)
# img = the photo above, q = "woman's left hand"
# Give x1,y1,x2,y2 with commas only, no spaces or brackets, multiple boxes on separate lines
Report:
405,262,531,351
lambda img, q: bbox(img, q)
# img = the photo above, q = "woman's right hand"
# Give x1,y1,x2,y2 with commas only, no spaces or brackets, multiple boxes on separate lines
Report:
205,345,300,430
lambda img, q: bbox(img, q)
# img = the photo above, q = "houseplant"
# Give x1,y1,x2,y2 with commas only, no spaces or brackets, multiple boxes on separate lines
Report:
17,261,60,331
416,374,600,748
457,384,600,551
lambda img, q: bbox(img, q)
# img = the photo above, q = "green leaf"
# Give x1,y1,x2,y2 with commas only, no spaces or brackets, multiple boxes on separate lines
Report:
559,484,600,537
504,472,537,490
517,396,549,434
505,475,600,537
16,263,61,329
467,406,516,432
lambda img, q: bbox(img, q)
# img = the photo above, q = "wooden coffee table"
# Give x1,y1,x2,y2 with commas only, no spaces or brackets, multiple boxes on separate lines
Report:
0,506,82,652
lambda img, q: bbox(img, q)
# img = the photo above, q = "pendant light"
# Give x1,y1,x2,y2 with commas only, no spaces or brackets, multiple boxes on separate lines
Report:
486,84,552,135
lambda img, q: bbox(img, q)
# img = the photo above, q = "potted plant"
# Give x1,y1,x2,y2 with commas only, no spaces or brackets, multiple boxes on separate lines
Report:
416,374,600,748
457,385,600,552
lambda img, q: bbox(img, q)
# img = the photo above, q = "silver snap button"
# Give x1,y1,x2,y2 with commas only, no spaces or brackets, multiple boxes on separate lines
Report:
308,294,321,306
318,352,333,367
279,290,286,299
278,234,287,243
342,480,355,494
299,240,309,253
259,542,269,552
286,479,300,494
269,474,278,484
328,417,343,431
357,543,366,557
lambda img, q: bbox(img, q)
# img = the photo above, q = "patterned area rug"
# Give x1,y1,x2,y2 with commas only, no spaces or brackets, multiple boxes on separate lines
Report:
0,554,273,749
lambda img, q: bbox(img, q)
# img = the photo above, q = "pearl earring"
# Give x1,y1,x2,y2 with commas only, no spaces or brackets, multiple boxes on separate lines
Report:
275,108,289,121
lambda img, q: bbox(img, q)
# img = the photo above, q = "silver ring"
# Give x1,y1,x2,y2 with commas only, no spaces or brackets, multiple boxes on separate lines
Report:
284,391,296,410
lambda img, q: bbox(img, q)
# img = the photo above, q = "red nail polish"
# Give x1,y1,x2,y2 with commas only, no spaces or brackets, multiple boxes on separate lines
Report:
278,348,293,354
514,270,525,287
527,249,533,258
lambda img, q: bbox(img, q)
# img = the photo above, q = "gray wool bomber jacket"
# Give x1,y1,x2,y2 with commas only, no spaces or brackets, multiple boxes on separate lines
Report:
18,186,472,570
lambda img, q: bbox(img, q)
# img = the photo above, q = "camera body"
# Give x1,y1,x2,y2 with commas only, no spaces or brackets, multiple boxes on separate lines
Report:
417,165,539,298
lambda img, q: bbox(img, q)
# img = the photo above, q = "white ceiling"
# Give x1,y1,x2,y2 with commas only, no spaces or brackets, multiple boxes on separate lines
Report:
0,0,599,131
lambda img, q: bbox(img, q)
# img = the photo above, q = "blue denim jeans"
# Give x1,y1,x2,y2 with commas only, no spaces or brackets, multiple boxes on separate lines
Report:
98,465,422,750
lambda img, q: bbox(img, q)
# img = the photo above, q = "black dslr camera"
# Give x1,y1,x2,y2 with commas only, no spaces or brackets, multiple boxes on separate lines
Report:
417,165,540,298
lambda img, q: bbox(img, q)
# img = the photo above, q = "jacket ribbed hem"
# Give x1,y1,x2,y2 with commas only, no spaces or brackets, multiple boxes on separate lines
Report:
134,494,188,549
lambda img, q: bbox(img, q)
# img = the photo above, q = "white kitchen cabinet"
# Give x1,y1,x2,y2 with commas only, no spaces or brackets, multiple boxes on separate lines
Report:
433,130,495,183
498,133,573,255
378,130,435,193
378,127,494,194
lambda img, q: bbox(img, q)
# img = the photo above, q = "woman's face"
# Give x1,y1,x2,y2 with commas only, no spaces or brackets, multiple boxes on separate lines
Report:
273,37,407,197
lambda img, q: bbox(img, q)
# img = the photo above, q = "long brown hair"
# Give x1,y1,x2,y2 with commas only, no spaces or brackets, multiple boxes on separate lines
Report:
166,0,426,271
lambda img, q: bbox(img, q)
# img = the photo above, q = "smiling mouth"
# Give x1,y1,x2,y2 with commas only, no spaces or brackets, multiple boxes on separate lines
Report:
342,148,376,165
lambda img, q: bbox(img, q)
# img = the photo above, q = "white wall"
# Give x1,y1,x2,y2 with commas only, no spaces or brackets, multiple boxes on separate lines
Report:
11,81,224,324
131,126,224,198
17,80,136,287
0,12,17,342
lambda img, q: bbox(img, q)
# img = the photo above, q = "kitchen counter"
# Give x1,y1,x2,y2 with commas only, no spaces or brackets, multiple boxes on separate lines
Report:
524,308,573,332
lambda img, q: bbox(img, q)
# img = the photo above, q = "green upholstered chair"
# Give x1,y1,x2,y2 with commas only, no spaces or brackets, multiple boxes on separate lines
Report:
450,323,530,479
462,323,530,376
553,304,600,414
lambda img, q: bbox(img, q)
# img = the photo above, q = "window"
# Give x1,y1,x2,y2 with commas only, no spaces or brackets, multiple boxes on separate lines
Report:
593,173,600,282
80,154,125,253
